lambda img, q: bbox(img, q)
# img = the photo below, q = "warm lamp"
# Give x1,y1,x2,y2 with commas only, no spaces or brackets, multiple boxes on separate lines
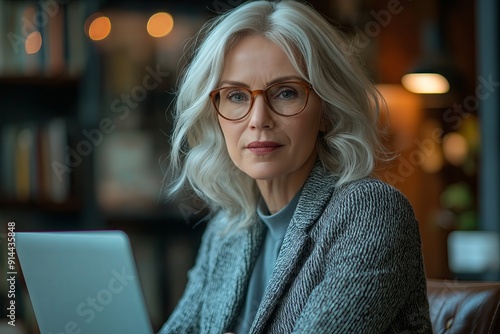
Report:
401,19,457,96
401,73,450,94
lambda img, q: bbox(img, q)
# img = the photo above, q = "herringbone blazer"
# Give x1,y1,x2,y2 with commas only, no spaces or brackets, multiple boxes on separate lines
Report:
159,164,432,333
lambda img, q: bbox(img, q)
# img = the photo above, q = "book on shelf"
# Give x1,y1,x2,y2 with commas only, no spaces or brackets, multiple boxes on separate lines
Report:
1,0,21,75
15,123,36,202
95,130,163,212
0,0,88,77
0,118,71,204
66,0,87,77
1,1,42,76
40,0,65,76
22,4,42,75
45,117,70,203
0,0,7,74
0,123,18,198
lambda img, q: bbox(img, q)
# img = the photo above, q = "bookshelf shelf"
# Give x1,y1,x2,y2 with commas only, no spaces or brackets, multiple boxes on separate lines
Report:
0,75,80,87
105,204,209,231
0,197,82,213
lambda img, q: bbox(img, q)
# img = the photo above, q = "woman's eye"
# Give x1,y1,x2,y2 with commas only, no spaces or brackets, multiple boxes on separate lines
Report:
276,88,297,99
226,91,248,103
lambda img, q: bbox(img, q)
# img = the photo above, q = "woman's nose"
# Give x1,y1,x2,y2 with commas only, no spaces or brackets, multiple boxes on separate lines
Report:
248,94,274,129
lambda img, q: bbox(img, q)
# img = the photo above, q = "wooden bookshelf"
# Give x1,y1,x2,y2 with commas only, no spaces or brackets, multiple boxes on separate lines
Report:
0,2,92,329
0,1,206,332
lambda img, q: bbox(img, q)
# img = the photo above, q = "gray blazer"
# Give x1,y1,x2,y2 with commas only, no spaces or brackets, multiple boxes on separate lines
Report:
159,164,432,333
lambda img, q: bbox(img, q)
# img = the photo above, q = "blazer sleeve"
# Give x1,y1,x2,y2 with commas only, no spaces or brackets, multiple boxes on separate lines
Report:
291,182,427,333
157,219,215,334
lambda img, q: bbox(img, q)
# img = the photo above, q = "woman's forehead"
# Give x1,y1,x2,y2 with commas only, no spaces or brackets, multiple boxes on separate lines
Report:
220,35,300,84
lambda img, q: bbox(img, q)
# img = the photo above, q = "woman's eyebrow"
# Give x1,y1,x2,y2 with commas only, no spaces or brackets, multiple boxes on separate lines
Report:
268,75,304,85
219,80,248,87
219,75,305,87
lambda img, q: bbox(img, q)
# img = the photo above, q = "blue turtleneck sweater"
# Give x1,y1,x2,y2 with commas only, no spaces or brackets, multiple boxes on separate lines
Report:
235,188,303,333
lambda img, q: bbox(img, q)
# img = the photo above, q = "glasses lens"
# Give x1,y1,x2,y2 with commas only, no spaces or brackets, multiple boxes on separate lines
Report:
215,87,252,120
266,82,308,116
213,82,309,120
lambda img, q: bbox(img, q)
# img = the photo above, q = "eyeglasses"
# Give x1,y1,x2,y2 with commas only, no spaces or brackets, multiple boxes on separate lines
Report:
209,81,313,121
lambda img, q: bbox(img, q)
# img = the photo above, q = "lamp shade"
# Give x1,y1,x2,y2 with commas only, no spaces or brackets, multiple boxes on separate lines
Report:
401,20,459,95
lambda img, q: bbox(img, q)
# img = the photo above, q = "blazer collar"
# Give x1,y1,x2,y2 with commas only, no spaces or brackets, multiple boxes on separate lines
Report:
291,161,338,231
203,217,266,332
250,162,338,332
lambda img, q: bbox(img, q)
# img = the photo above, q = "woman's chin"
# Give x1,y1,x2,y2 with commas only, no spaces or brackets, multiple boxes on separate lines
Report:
242,169,281,181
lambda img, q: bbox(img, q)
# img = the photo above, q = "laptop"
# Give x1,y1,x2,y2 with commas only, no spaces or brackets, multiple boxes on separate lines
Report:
15,231,154,334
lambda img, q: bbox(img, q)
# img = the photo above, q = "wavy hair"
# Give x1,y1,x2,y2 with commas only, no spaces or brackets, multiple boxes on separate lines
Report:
165,0,389,230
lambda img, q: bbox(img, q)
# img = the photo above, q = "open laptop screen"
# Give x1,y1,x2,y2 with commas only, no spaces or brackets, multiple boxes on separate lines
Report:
16,231,154,334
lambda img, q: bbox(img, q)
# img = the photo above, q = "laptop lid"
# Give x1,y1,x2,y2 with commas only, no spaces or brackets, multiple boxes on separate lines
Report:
16,231,154,334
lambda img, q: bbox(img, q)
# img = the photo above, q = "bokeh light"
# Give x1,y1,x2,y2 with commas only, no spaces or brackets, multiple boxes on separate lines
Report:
25,31,42,54
442,132,469,166
421,143,444,174
147,12,174,38
87,15,112,41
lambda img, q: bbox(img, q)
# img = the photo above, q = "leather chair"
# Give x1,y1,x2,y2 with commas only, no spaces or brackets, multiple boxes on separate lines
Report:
427,279,500,333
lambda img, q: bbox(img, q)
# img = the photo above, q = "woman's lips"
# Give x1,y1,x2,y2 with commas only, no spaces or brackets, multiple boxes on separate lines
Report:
246,141,283,154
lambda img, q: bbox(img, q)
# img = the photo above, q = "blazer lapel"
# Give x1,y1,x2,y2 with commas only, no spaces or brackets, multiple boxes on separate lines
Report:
250,163,337,333
202,219,266,332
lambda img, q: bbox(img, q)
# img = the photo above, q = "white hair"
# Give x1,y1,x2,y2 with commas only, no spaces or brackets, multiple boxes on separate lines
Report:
165,0,389,230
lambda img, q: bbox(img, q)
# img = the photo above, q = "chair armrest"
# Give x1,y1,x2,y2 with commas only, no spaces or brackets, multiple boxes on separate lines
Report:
427,279,500,334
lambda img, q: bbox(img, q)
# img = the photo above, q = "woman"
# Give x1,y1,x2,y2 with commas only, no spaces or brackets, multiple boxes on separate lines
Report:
159,1,432,333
